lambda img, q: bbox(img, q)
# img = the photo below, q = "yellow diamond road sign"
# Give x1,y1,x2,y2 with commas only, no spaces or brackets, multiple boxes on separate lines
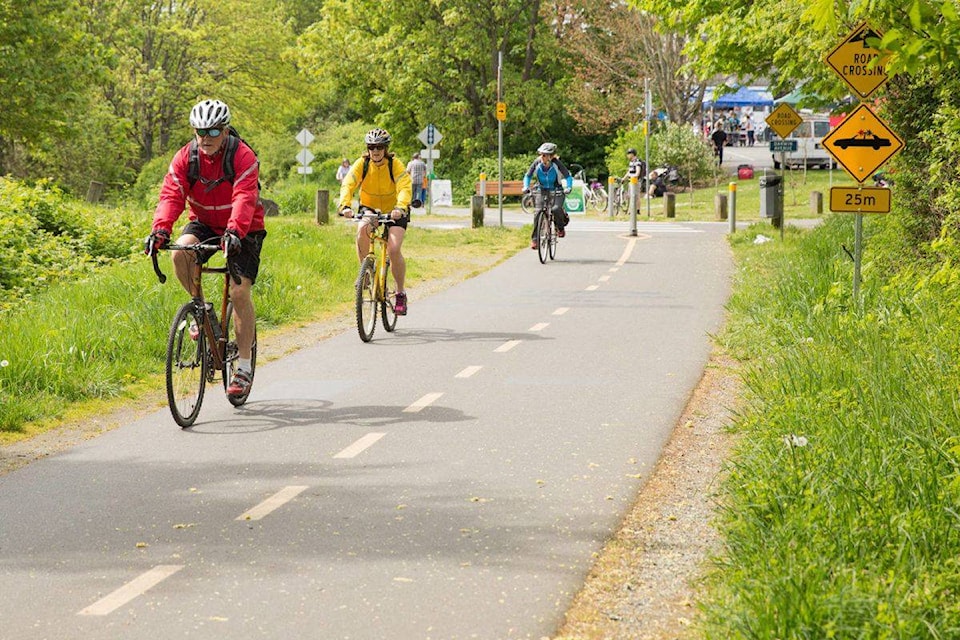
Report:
822,104,903,183
825,22,889,99
765,103,803,139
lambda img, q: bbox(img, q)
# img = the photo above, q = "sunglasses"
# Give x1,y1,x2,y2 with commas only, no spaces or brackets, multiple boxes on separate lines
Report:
195,128,223,138
367,144,386,151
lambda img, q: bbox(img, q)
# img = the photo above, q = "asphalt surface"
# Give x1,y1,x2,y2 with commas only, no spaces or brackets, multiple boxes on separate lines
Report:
0,218,733,638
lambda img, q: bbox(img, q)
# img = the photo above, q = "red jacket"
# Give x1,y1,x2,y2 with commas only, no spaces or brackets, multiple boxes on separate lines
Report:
152,140,265,238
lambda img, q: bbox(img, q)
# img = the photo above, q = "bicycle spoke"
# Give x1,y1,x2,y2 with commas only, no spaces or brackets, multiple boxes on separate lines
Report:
356,256,378,342
166,303,206,427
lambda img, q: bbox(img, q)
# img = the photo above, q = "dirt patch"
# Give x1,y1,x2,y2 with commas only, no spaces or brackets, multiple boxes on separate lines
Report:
552,353,740,639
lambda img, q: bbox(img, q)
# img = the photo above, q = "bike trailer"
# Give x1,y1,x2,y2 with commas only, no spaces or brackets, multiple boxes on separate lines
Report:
737,164,754,179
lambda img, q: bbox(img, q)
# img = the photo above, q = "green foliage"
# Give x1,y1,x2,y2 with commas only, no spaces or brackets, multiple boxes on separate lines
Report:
606,122,717,186
705,215,960,637
0,178,142,310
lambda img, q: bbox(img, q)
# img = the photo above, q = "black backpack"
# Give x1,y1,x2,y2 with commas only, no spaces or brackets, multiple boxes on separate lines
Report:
187,126,259,193
361,155,395,183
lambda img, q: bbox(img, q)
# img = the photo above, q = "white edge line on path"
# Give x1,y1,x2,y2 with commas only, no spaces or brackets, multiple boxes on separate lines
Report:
455,366,483,378
403,392,444,413
237,485,309,521
616,237,638,266
494,340,522,353
334,433,386,459
78,565,184,616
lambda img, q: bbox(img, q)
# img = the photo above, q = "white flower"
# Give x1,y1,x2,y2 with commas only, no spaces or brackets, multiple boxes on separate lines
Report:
0,360,7,367
783,434,808,448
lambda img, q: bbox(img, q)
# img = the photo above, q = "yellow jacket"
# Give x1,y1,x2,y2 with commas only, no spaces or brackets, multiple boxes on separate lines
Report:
338,155,412,212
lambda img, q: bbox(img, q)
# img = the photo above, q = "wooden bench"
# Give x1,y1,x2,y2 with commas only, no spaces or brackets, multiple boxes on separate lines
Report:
474,180,524,197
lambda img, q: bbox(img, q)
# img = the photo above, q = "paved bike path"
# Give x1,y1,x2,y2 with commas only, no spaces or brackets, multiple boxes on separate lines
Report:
0,221,732,639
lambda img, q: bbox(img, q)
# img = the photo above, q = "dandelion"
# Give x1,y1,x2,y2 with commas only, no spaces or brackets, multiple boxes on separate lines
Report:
0,360,7,367
296,285,302,291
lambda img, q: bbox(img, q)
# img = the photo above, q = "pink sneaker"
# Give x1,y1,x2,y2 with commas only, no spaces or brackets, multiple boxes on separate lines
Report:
395,292,407,316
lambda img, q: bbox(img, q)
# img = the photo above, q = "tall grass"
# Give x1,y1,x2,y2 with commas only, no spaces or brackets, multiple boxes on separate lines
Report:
0,217,526,435
704,214,960,637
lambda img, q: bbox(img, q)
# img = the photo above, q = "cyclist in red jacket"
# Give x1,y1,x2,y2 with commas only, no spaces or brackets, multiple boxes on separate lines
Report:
145,99,266,399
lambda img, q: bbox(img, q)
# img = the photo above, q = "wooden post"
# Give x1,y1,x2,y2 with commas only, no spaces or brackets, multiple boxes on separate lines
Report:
315,189,329,225
810,190,823,214
664,192,676,218
715,193,728,220
86,181,105,204
471,195,484,228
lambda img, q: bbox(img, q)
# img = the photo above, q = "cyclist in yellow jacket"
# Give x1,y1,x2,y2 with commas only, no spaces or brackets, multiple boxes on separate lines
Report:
338,128,413,315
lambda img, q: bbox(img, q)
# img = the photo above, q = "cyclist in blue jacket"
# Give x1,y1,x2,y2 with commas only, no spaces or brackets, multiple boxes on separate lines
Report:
523,142,573,250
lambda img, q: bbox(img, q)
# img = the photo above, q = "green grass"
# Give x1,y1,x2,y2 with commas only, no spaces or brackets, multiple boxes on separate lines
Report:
0,216,527,437
700,214,960,638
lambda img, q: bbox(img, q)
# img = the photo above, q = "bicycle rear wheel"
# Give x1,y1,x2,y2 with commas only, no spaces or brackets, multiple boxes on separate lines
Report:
536,211,550,264
592,188,608,212
223,302,257,407
616,188,629,215
381,260,398,332
356,255,378,342
166,302,206,428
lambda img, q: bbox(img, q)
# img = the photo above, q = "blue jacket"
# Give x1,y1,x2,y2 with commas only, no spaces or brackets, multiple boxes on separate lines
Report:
523,158,573,191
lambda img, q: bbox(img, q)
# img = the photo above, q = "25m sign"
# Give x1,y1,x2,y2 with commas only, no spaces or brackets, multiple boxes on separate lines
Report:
829,186,891,213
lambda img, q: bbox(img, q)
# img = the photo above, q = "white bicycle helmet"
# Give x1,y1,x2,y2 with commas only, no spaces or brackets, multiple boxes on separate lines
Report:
537,142,557,155
189,99,231,129
364,128,392,146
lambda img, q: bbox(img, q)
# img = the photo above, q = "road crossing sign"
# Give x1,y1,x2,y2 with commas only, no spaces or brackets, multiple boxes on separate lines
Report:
765,103,803,139
825,22,889,99
822,103,903,183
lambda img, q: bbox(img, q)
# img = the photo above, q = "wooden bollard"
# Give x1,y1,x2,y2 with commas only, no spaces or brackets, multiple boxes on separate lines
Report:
664,192,676,218
471,195,484,228
315,189,329,225
86,180,105,204
715,193,728,220
810,190,823,214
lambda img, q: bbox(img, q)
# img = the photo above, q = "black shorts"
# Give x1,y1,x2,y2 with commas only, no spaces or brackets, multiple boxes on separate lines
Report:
388,213,410,230
181,221,267,284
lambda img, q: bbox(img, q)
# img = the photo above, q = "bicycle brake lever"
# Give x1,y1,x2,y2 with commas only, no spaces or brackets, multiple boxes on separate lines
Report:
151,252,167,284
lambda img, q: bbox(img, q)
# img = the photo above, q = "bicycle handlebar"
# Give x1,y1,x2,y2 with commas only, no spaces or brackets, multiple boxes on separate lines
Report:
151,237,241,285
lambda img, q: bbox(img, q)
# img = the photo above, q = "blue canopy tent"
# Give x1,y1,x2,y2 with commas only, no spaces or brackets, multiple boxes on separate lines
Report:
702,86,774,109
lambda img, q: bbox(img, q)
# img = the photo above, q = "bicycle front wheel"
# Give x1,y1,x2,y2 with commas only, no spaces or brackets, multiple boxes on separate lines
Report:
381,260,398,333
166,302,206,428
223,302,257,407
536,212,550,264
616,189,629,215
356,255,378,342
548,219,557,261
592,188,608,212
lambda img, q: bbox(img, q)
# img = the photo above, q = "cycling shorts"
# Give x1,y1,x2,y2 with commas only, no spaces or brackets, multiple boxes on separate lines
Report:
181,220,267,284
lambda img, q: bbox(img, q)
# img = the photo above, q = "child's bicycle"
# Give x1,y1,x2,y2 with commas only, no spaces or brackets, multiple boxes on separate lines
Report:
151,237,256,427
353,206,402,342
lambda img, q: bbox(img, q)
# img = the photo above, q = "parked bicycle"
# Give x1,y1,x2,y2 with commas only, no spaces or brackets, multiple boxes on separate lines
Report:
533,188,562,264
585,179,608,212
353,205,404,342
151,238,256,427
610,177,630,215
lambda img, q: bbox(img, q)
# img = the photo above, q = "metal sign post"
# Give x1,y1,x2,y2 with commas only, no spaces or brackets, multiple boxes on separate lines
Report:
644,78,652,220
417,124,442,215
497,52,504,227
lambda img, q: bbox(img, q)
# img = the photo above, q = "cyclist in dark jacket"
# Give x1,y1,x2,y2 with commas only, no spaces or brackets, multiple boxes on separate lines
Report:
522,142,573,250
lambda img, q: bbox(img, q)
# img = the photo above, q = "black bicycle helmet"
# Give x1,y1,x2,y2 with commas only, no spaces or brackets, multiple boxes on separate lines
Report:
626,147,637,155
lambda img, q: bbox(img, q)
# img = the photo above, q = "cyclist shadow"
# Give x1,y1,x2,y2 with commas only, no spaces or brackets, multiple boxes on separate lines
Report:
374,328,551,347
185,399,474,434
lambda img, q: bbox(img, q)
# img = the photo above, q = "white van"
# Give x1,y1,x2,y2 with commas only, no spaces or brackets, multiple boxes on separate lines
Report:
772,117,835,169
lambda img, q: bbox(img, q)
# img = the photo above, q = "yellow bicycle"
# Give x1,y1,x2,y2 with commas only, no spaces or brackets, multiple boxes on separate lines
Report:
354,207,400,342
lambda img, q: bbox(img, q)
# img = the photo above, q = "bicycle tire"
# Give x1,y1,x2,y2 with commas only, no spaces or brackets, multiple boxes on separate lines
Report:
536,211,550,264
616,188,629,215
592,188,608,212
381,260,398,333
548,219,557,261
356,255,378,342
521,192,535,215
166,302,206,428
223,302,257,407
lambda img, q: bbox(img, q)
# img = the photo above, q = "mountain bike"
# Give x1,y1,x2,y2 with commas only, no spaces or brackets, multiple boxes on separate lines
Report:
354,207,401,342
151,238,256,427
533,188,562,264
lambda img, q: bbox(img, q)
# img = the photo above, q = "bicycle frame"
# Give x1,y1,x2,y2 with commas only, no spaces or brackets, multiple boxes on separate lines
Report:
354,207,400,342
152,240,238,371
359,211,393,303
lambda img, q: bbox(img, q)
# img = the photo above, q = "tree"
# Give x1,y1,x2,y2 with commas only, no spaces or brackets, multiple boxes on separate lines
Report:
560,1,708,129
